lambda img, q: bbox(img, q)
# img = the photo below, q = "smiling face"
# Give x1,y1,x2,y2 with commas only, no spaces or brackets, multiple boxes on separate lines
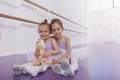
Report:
38,24,51,40
50,19,64,39
51,23,63,39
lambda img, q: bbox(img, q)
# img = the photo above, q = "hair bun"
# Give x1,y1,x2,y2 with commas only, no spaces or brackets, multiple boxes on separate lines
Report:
44,19,47,23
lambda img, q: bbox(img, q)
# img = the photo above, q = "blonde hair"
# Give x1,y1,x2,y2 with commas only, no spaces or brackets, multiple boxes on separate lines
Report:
38,19,51,33
39,19,49,26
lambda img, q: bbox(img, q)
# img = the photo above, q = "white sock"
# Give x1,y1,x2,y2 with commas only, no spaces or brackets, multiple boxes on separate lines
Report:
12,64,22,75
52,64,72,76
40,65,48,72
52,64,62,74
60,59,70,70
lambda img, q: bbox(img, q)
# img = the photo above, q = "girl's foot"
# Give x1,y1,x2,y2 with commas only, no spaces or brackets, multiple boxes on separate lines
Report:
21,66,28,74
21,66,29,74
52,64,69,76
68,69,74,76
60,59,70,70
52,64,62,74
22,66,38,77
60,59,74,76
12,64,22,75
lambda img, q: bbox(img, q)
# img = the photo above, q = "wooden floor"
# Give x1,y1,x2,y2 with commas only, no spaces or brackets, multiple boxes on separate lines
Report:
0,43,120,80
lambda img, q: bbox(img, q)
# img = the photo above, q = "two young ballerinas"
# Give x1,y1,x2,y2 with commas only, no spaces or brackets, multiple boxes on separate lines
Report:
13,18,79,76
13,20,60,76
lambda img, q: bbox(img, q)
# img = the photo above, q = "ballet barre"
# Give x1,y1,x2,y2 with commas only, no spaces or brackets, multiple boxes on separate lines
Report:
24,0,87,29
0,13,87,34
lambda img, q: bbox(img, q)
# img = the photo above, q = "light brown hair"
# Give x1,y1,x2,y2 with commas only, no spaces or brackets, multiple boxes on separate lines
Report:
50,18,64,29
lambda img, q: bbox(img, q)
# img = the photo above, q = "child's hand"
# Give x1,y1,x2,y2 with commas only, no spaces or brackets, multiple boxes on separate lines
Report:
43,53,48,58
53,59,59,64
35,50,40,58
44,52,50,57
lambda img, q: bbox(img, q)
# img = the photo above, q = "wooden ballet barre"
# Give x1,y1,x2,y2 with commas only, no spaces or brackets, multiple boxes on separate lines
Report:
0,13,40,24
0,13,87,34
24,0,87,29
64,29,87,34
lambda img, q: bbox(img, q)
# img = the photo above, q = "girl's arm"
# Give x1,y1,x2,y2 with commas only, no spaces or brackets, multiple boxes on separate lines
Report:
34,38,40,57
55,37,71,64
46,38,60,56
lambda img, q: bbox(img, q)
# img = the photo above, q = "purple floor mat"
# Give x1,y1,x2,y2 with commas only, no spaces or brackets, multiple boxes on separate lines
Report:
0,43,120,80
0,54,88,80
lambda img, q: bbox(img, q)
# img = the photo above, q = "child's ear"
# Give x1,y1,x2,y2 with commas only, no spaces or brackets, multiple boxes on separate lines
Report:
62,27,64,31
62,29,64,32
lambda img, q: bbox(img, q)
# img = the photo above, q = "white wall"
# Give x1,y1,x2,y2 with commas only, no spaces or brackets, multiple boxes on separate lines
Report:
87,0,120,43
112,8,120,43
32,0,86,26
0,0,87,56
89,9,113,43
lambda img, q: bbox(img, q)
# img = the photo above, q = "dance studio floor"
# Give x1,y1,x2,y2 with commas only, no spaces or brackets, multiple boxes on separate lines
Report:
0,43,120,80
